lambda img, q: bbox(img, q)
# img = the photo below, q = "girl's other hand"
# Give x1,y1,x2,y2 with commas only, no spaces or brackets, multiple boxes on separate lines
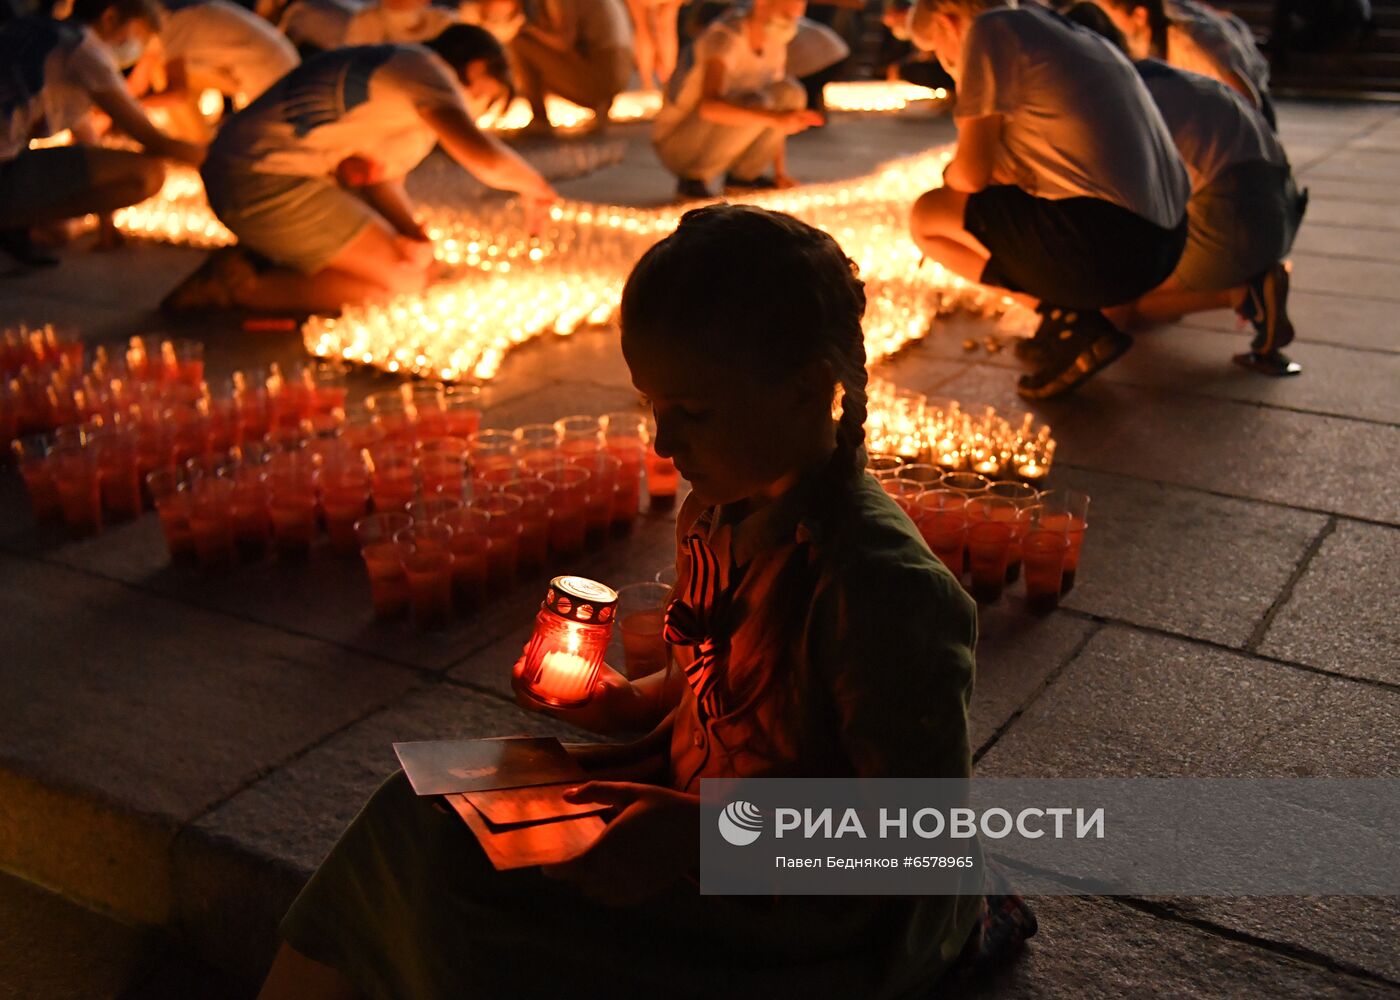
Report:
541,782,699,904
511,655,642,734
776,109,823,135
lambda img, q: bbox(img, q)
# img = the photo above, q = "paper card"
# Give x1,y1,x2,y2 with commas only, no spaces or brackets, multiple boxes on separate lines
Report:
394,737,586,796
447,794,607,870
464,782,610,826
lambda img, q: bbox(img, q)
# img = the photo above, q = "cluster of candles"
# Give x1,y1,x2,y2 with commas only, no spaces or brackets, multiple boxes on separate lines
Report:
3,326,681,631
870,457,1089,610
306,149,1033,382
864,376,1057,482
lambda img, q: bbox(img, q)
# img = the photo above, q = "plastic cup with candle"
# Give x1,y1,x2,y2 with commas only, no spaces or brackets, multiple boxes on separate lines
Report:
92,431,143,522
554,414,602,458
899,463,943,488
940,471,992,497
229,462,272,561
469,429,518,485
600,412,646,531
172,339,205,387
880,476,925,516
308,361,348,414
568,450,620,549
503,476,553,575
965,496,1017,603
49,443,102,537
520,576,618,707
189,473,237,570
865,454,904,481
612,581,671,679
355,512,413,619
321,466,372,555
470,491,524,590
410,383,448,440
442,385,482,439
146,467,196,564
395,521,454,630
437,507,491,610
418,451,467,499
512,422,560,470
1038,489,1090,593
365,389,415,442
988,481,1039,583
10,434,60,521
268,481,319,559
540,464,590,557
1020,508,1071,613
913,489,969,578
369,441,418,512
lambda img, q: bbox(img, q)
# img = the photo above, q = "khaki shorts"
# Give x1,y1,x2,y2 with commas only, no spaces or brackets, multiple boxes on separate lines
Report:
200,159,378,274
1175,160,1301,292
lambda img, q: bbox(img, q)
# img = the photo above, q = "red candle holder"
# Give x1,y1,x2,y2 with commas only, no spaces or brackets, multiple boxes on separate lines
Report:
520,576,618,707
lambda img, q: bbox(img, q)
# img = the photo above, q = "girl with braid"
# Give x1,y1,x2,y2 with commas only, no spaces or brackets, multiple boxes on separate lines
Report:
257,204,1033,1000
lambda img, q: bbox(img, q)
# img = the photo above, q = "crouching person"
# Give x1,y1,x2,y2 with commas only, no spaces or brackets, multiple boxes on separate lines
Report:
907,0,1190,399
1065,3,1306,376
653,0,823,201
164,25,556,313
0,0,203,267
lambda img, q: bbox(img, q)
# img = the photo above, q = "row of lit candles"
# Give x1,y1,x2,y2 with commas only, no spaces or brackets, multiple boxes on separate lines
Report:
864,376,1057,483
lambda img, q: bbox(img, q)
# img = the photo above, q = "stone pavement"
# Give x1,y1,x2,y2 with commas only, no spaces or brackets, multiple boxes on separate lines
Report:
1,104,1398,998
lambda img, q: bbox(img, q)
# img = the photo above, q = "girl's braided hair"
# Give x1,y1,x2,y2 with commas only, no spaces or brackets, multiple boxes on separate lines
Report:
620,205,870,751
620,203,869,479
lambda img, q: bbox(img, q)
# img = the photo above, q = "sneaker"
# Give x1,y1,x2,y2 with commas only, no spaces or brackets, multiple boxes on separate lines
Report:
675,177,713,202
1237,261,1295,355
722,173,779,195
0,227,60,268
1232,350,1302,376
1016,309,1133,400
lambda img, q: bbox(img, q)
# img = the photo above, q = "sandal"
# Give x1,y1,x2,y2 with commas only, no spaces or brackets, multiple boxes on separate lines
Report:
1017,309,1132,400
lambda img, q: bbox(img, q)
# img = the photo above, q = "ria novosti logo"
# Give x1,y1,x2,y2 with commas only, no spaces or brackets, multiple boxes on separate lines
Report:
717,801,765,846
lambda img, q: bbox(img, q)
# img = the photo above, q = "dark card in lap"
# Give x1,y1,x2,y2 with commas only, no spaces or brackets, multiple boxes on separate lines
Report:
446,794,607,870
395,736,587,796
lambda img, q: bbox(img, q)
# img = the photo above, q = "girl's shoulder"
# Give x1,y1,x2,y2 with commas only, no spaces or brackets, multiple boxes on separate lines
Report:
810,474,971,615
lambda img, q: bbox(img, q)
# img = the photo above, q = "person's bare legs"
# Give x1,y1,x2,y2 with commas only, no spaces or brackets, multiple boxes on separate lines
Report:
230,219,430,313
1,148,165,229
654,1,681,85
1104,275,1241,330
627,0,658,88
257,942,359,1000
909,186,1038,310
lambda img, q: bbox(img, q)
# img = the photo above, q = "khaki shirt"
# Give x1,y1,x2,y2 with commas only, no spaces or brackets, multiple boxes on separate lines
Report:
660,469,984,998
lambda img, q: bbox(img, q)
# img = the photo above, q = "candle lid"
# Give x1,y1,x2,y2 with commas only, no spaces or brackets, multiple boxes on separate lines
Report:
542,575,618,624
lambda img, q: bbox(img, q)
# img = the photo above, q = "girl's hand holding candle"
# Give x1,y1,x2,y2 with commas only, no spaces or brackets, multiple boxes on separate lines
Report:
511,655,653,736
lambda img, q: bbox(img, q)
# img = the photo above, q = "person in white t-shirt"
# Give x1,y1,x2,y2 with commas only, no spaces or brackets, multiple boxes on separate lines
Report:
166,25,555,312
906,0,1189,399
344,0,458,45
510,0,634,134
0,0,203,266
1064,2,1304,376
653,0,823,201
123,0,299,142
1089,0,1274,126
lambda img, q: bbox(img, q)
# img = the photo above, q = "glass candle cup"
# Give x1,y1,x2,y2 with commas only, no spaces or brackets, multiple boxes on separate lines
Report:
554,414,603,458
442,385,483,439
913,489,969,579
866,454,905,480
394,522,454,630
1021,520,1072,614
989,481,1041,583
470,491,524,591
940,471,992,497
568,450,620,550
519,576,618,707
503,476,554,575
1038,489,1090,594
612,581,671,680
355,512,413,619
965,496,1018,603
880,477,925,516
146,467,195,565
49,443,102,538
540,464,590,557
11,434,60,521
437,508,491,611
